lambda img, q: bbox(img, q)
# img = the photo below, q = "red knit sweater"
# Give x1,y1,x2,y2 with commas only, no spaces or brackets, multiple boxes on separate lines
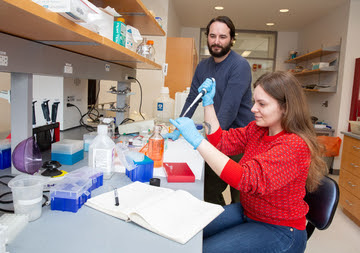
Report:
207,121,311,230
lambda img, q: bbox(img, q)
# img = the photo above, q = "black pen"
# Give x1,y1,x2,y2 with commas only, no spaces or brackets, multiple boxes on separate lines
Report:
113,187,119,206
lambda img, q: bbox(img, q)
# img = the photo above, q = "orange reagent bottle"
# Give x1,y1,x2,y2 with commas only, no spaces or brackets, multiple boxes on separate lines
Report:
148,125,164,168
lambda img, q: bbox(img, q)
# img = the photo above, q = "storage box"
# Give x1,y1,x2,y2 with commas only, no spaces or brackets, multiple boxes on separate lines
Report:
51,139,84,165
83,132,97,152
50,177,92,213
312,62,329,70
68,166,103,191
349,121,360,135
0,139,11,170
32,0,99,22
126,155,154,182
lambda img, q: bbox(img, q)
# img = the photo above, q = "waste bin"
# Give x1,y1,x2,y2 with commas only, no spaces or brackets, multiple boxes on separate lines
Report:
316,136,342,174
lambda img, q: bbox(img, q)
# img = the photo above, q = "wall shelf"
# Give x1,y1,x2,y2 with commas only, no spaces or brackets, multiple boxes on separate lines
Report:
285,45,340,64
0,0,162,70
285,45,340,93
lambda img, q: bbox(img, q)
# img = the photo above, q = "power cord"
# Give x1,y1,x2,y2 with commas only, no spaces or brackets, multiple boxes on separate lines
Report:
128,77,145,120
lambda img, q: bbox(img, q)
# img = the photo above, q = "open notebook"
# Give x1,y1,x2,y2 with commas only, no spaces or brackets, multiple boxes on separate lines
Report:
85,181,224,244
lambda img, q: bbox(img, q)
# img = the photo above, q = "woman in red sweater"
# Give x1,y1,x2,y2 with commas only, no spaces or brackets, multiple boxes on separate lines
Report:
170,71,326,253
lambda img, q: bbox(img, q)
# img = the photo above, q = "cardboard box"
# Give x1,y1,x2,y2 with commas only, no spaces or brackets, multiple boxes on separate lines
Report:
32,0,99,22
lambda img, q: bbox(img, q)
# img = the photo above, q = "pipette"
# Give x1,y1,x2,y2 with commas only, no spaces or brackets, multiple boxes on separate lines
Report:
180,78,215,117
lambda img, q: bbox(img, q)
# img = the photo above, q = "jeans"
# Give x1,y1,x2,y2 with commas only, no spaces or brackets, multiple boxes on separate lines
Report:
203,203,307,253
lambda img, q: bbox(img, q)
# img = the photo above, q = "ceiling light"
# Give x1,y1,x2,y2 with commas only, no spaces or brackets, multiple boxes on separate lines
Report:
241,51,252,57
279,9,289,13
266,22,275,26
214,6,224,10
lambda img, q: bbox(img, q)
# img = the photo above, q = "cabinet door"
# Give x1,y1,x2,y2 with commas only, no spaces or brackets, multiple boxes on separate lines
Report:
165,37,198,99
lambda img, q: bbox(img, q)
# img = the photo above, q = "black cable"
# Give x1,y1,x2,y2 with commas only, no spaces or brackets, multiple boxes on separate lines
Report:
128,77,145,120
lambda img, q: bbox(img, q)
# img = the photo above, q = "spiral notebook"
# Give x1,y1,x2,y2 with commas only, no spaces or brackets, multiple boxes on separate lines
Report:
163,162,195,182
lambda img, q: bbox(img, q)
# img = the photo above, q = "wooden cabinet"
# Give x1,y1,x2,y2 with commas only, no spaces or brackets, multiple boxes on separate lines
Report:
339,135,360,226
165,37,198,99
284,46,340,93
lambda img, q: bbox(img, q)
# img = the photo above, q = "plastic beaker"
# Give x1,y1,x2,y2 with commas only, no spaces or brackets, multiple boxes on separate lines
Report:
8,175,45,221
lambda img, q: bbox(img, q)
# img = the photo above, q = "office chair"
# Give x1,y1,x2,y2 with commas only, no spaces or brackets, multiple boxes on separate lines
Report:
304,175,339,240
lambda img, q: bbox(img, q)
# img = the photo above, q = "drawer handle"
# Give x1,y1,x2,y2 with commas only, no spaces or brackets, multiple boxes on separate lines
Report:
345,200,353,206
351,163,359,168
347,181,357,187
352,146,360,151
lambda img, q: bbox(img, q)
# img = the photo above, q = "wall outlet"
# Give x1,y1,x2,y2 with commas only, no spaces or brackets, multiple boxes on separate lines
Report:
0,55,8,66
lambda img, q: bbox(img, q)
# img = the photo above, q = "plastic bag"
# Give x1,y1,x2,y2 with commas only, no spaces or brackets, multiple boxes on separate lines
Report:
317,136,342,157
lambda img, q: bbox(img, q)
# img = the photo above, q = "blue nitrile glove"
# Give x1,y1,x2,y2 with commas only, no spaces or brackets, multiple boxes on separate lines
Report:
163,129,180,141
198,78,216,107
169,117,204,149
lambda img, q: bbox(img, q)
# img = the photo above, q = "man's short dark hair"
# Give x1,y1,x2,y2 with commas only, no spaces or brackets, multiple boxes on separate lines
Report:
205,16,236,42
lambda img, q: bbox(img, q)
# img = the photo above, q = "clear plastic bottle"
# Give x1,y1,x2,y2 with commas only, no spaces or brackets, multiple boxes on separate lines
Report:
88,124,116,179
146,40,155,62
147,125,164,168
153,87,174,124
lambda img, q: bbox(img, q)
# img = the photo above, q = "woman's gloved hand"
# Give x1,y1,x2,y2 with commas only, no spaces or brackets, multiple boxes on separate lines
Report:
163,129,180,141
169,117,204,149
198,78,216,107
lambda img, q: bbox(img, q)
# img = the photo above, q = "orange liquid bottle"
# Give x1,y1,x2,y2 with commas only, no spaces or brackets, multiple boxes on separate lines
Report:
147,125,164,168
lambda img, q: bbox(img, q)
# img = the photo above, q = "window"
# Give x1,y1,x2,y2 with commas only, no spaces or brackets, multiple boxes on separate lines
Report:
199,29,277,87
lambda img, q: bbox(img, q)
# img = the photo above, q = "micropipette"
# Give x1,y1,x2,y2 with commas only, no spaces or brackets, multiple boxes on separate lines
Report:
180,78,215,117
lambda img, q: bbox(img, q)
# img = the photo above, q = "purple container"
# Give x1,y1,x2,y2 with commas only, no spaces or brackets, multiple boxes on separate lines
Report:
12,137,42,174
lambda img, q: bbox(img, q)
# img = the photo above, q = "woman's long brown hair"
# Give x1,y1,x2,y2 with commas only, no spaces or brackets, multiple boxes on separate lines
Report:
254,71,327,192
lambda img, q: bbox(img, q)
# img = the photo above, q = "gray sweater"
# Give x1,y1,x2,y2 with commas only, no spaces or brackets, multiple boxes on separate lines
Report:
181,50,254,130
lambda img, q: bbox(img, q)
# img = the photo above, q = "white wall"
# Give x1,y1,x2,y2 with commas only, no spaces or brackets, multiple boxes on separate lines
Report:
336,0,360,168
275,32,298,71
130,0,181,120
296,2,350,170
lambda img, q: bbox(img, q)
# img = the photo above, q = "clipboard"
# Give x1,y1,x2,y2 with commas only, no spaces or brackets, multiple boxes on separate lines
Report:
163,162,195,182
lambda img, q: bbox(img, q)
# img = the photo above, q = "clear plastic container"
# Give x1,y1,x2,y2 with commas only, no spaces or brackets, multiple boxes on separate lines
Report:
88,125,116,179
153,87,174,124
146,40,155,62
8,175,45,221
147,125,164,168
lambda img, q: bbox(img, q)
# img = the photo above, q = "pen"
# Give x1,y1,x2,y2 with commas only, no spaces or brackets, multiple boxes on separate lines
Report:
113,187,119,206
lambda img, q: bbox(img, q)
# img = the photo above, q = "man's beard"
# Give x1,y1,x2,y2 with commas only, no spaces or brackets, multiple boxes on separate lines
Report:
207,41,232,58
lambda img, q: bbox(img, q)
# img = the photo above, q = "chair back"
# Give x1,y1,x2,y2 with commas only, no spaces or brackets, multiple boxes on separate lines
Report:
304,176,339,239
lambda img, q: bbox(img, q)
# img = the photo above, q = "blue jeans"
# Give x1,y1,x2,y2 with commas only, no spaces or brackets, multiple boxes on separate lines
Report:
203,203,307,253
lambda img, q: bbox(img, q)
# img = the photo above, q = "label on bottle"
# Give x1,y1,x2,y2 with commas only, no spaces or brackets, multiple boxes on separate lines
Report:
93,148,113,172
157,102,164,111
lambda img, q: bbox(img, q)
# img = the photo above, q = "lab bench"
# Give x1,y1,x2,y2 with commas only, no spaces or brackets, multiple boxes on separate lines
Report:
0,136,205,253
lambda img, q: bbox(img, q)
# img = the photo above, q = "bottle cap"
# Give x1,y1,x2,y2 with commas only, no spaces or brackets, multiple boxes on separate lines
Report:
97,124,108,135
147,40,154,45
160,87,169,94
116,17,125,23
149,178,160,187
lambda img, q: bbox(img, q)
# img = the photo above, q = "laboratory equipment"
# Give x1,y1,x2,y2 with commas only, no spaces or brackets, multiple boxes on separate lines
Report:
12,137,42,174
83,132,97,151
50,176,92,213
8,174,46,221
0,214,29,245
113,17,126,46
147,125,164,168
146,40,155,61
88,125,116,179
67,166,103,191
153,87,174,124
174,87,204,124
51,139,84,165
125,152,154,182
181,88,207,117
41,160,64,177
